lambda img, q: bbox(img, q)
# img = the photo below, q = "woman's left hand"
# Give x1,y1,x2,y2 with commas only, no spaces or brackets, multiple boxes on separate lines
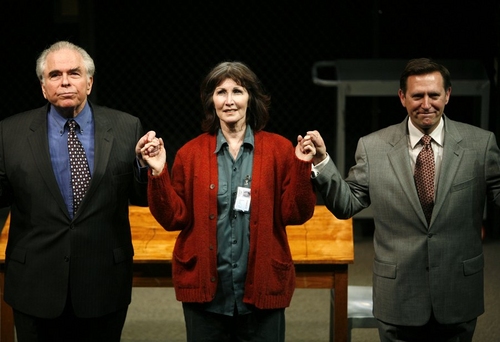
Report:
295,134,316,161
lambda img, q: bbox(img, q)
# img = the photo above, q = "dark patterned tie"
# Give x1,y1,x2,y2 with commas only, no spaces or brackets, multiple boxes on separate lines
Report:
414,135,434,225
68,119,91,214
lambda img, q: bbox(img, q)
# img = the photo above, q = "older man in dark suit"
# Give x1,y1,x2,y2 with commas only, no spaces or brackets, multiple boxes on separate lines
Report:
0,41,157,342
301,58,500,341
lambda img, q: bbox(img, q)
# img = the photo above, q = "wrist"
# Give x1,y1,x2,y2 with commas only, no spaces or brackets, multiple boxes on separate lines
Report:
151,165,164,176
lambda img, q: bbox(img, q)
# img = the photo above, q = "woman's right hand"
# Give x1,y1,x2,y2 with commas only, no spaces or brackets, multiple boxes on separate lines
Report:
141,137,166,176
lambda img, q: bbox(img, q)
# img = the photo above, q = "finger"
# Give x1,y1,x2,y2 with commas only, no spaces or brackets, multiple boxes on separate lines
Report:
145,130,157,143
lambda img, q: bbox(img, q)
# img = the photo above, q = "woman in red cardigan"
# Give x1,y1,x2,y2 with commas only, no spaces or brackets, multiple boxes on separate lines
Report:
140,61,317,341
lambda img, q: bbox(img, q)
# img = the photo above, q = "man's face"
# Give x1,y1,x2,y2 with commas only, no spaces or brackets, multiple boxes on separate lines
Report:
41,48,93,116
398,71,451,134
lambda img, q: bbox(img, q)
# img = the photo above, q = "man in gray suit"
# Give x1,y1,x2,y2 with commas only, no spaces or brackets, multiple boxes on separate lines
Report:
0,41,157,341
302,58,500,341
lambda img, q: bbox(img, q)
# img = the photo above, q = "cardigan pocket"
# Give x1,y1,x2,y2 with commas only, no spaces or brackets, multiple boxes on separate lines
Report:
267,258,294,295
173,252,198,288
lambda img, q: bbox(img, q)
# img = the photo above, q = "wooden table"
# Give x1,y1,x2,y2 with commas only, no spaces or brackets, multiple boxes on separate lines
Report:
0,205,353,341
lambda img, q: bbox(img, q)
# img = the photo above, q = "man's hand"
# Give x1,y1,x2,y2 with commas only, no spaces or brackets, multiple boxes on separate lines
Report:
296,134,316,162
136,131,157,164
136,131,166,175
306,130,327,165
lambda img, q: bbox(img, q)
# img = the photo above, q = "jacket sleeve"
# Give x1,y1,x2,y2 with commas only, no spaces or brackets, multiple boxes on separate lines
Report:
314,137,370,219
485,131,500,206
0,120,13,208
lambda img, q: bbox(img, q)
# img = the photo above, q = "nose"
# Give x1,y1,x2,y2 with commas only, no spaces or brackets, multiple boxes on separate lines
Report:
421,96,431,110
225,93,234,105
61,73,70,86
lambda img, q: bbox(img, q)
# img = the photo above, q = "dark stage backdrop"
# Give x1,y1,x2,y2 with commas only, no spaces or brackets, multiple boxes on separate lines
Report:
2,0,500,235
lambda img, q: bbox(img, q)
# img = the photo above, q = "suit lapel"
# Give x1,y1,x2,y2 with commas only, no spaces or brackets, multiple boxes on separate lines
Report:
76,105,113,216
387,120,428,227
26,106,70,217
431,117,464,224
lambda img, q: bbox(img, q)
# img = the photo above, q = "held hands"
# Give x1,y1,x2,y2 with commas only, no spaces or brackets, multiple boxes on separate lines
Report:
296,134,316,162
135,131,166,175
299,130,327,165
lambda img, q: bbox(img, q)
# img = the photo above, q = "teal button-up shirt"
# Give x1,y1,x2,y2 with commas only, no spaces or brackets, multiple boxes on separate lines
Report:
205,126,254,316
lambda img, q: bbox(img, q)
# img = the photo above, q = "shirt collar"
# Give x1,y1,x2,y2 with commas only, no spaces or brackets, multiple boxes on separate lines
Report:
215,125,255,154
48,101,92,134
408,116,444,149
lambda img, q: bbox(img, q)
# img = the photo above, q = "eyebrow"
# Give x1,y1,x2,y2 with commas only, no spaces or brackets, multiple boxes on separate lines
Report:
411,91,441,97
48,67,82,76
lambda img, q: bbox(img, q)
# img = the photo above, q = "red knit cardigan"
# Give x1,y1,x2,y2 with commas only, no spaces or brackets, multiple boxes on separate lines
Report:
148,130,317,309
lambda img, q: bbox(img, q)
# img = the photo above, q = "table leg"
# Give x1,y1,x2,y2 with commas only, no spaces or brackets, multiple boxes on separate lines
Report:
1,270,15,342
330,265,348,342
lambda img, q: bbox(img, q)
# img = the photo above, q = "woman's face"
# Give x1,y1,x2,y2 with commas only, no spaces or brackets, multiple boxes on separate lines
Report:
213,78,249,128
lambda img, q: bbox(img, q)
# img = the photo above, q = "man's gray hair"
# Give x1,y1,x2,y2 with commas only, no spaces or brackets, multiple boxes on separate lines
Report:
36,41,95,83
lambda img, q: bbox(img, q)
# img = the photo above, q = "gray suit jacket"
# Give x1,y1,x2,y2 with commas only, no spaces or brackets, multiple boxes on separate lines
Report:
0,103,147,318
315,115,500,325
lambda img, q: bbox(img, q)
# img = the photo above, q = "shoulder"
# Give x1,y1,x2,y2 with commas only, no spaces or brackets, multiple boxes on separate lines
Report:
255,130,292,146
91,103,140,123
0,106,48,134
179,133,214,152
1,106,46,124
446,117,490,134
444,116,496,147
361,120,406,146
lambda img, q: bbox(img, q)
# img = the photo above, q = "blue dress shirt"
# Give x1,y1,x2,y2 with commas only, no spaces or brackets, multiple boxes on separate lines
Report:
48,102,95,218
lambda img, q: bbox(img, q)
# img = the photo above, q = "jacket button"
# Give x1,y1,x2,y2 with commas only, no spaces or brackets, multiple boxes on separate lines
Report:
209,184,215,190
210,277,216,282
209,214,215,220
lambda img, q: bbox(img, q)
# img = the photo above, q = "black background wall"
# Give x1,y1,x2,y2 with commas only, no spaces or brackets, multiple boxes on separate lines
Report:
2,0,500,236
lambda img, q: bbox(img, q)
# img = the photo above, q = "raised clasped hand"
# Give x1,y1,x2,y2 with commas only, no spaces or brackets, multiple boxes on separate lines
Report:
305,130,327,165
140,137,166,175
295,134,316,162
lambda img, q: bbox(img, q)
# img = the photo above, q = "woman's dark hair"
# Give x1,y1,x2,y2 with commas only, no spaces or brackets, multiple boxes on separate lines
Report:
200,61,270,134
399,58,452,94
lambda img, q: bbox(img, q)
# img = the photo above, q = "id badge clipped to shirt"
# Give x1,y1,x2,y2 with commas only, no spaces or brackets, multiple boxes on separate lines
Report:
234,175,251,212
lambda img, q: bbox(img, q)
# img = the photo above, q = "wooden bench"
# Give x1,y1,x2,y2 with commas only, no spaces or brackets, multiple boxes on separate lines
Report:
0,205,353,341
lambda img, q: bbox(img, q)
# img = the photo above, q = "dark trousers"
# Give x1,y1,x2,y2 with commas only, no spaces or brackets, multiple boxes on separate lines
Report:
183,303,285,342
13,295,128,342
377,312,477,342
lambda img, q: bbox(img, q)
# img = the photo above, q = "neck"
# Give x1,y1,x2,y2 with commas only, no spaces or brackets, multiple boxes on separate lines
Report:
221,122,246,141
221,124,246,159
53,102,86,119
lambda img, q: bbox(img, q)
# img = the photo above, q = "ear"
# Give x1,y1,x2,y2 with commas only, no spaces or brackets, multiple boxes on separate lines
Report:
86,76,94,95
397,89,406,107
444,87,451,105
41,81,48,99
